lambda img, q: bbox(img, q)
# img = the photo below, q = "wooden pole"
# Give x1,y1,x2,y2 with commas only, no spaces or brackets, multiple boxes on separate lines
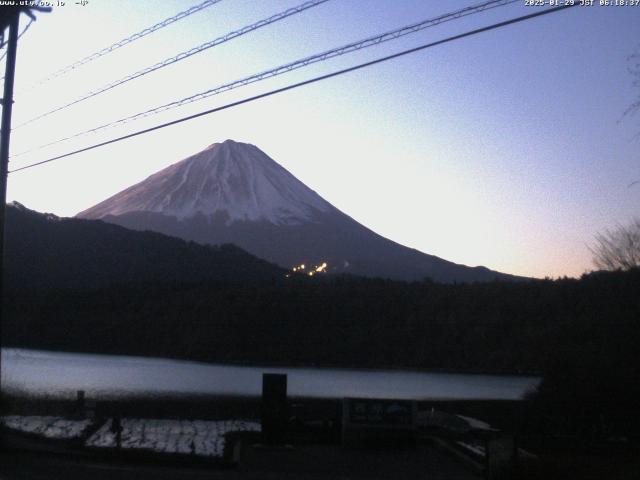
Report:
0,12,20,405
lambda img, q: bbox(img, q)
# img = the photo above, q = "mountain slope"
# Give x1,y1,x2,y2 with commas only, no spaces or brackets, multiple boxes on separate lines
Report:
80,140,332,225
4,202,283,291
78,140,521,283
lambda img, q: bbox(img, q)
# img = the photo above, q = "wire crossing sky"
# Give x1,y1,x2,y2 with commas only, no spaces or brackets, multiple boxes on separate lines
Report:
14,0,330,129
11,0,516,157
19,0,225,91
5,0,640,279
0,18,33,63
8,3,577,174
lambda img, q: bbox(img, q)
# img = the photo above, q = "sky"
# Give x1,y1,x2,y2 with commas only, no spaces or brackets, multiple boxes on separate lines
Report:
2,0,639,279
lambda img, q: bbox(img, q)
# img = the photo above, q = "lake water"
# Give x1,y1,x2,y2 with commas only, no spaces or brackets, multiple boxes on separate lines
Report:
1,348,539,401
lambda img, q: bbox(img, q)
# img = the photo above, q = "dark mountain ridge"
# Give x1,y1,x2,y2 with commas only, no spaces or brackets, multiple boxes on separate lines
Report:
3,202,284,291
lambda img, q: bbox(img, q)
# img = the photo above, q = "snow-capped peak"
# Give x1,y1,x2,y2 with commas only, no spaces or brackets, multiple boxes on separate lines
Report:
78,140,333,225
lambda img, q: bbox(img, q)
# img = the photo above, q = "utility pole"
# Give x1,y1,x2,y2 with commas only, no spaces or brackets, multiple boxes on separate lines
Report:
0,12,20,406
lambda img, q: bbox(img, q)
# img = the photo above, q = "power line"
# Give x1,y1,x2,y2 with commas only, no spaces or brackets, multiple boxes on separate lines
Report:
22,0,224,91
0,18,33,63
14,0,330,129
104,0,519,128
1,18,35,85
12,0,517,157
9,3,578,174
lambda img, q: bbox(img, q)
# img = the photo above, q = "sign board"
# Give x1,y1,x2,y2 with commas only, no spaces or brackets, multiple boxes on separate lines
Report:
342,398,417,447
261,373,288,445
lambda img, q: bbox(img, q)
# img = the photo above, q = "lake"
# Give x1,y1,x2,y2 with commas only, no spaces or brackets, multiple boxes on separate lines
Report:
1,348,539,400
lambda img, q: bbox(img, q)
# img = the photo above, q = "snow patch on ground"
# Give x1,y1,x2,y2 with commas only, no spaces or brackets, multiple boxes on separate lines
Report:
456,441,486,457
86,418,260,457
1,416,92,439
455,414,493,430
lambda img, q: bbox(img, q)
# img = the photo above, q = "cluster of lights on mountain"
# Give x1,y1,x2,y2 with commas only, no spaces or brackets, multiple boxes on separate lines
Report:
286,262,328,277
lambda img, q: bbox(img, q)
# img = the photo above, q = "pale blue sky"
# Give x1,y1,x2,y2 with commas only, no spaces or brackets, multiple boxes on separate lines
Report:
4,0,639,278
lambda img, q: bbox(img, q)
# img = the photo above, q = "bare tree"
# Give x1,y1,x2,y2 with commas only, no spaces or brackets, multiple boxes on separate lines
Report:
624,46,640,188
624,47,640,122
590,218,640,271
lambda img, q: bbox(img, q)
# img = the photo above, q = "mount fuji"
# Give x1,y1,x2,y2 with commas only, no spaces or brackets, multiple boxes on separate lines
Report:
78,140,518,283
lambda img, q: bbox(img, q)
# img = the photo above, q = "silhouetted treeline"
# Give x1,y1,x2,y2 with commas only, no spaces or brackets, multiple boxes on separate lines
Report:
4,269,639,376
